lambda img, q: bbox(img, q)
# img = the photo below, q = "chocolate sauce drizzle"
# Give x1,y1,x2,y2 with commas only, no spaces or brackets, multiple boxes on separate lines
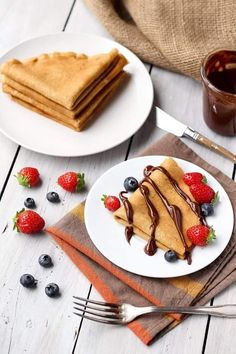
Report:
143,171,192,264
139,185,159,256
119,164,206,264
119,191,134,243
144,165,207,226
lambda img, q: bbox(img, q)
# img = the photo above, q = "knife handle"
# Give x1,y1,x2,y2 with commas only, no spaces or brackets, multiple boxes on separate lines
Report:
195,133,236,163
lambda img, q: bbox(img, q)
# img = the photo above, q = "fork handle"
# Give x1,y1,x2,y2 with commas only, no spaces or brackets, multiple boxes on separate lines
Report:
136,304,236,318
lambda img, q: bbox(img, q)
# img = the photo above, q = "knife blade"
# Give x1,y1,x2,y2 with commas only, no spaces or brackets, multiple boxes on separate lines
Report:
155,106,236,163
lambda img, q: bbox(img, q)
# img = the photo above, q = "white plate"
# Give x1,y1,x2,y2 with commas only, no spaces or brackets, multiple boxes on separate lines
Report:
85,156,234,278
0,33,153,157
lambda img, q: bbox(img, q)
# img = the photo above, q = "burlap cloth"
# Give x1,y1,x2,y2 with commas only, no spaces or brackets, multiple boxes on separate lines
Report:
47,134,236,345
84,0,236,79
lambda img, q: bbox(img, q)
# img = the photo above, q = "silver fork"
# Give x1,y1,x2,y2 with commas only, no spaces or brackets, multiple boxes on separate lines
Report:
73,296,236,325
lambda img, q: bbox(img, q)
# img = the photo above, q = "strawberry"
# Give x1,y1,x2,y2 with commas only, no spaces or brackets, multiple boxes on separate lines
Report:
57,172,85,192
13,209,45,234
183,172,206,186
189,183,218,204
187,225,216,246
101,195,121,212
16,167,40,187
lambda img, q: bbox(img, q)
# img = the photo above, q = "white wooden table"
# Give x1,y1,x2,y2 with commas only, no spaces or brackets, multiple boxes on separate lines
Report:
0,1,235,353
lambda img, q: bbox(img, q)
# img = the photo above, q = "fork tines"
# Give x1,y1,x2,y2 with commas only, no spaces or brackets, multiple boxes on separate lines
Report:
73,296,123,325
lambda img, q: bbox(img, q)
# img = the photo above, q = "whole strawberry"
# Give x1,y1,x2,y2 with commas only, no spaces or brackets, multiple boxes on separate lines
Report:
58,172,85,192
183,172,206,186
190,183,218,204
13,209,45,234
16,167,40,187
187,225,216,246
101,195,121,212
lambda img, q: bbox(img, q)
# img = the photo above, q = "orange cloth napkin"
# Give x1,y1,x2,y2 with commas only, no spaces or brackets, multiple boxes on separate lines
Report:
47,134,236,345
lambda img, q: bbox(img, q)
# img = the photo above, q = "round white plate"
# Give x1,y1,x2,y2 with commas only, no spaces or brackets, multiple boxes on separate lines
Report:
85,156,234,278
0,33,153,156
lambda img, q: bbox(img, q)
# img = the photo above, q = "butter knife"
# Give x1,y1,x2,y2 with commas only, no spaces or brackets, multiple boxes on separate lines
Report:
155,107,236,163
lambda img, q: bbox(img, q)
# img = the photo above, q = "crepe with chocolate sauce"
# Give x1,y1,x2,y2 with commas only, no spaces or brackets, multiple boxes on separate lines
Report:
114,158,202,259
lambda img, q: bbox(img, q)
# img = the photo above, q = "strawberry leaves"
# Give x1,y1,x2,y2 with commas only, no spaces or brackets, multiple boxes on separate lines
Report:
76,173,85,192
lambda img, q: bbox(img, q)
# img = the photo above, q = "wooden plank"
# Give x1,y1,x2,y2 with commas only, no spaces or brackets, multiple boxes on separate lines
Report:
0,138,130,354
203,285,236,354
201,170,235,354
0,3,136,353
0,0,75,194
0,0,17,20
0,1,97,353
0,0,74,55
76,287,210,354
0,136,18,194
1,0,234,353
66,0,112,38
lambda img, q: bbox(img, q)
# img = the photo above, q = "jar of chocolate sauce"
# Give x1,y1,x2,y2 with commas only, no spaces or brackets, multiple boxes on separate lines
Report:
200,49,236,136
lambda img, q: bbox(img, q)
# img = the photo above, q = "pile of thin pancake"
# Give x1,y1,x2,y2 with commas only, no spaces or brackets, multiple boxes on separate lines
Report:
0,49,128,131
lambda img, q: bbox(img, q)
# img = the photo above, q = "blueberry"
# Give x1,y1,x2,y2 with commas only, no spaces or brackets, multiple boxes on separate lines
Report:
45,283,60,297
38,254,53,268
20,274,37,288
46,192,60,203
164,250,178,262
24,197,36,209
124,177,139,192
201,203,214,217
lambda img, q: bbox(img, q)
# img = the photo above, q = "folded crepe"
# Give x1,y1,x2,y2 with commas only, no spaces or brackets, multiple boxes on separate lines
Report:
0,49,123,109
1,49,128,131
114,158,201,259
2,53,128,118
4,71,127,131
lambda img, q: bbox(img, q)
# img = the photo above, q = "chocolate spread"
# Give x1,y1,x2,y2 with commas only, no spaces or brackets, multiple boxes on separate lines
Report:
201,50,236,136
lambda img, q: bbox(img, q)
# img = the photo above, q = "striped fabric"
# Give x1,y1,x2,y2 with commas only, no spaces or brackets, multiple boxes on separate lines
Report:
47,134,236,345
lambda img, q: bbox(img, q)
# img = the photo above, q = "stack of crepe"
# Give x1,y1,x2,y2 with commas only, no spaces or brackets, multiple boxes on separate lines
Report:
0,49,128,131
114,158,201,259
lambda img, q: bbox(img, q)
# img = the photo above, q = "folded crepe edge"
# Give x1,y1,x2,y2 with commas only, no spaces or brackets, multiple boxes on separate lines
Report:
4,71,128,131
2,53,128,118
0,50,120,70
0,49,124,109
